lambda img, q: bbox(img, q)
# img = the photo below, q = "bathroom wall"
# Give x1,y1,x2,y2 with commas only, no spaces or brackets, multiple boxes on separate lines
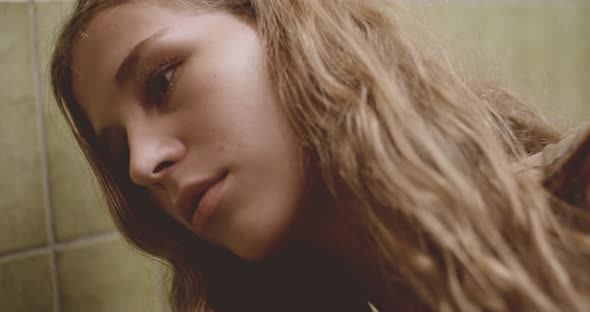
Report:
0,2,165,312
0,1,588,312
414,2,590,124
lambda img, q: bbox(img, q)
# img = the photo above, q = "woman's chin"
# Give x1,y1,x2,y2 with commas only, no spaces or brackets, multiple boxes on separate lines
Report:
228,229,296,263
228,238,285,262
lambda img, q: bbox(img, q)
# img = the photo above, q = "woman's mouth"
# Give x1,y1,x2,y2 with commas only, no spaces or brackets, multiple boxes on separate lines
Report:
176,171,228,232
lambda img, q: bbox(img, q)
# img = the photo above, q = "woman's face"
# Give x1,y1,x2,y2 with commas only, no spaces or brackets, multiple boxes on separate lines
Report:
71,2,308,260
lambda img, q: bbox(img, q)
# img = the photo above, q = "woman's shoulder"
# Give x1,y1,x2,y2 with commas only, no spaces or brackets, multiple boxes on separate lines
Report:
542,122,590,209
543,122,590,167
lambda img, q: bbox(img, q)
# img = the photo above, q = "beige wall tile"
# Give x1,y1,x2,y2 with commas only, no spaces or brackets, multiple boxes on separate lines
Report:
36,2,115,242
416,6,590,124
0,3,48,253
0,254,54,312
57,238,162,312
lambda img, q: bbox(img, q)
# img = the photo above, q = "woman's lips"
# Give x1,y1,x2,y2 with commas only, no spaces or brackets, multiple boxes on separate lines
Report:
191,173,228,233
176,172,227,228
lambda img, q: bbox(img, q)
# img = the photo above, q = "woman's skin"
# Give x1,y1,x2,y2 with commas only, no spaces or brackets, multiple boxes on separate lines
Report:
72,2,374,310
72,2,310,261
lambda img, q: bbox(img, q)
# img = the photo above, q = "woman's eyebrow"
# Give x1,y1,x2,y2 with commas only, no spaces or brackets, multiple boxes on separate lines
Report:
114,28,170,86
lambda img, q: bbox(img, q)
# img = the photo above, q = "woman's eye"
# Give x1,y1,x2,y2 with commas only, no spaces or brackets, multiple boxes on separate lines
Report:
146,65,177,105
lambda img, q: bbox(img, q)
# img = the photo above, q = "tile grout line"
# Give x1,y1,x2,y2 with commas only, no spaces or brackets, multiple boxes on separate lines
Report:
0,247,50,265
159,264,168,312
28,1,62,311
55,231,120,252
0,231,120,263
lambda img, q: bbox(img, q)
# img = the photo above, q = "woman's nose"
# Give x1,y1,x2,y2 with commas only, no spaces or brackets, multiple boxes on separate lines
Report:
127,129,186,186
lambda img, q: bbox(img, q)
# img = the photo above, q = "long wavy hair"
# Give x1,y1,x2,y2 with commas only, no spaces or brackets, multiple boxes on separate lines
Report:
50,0,590,311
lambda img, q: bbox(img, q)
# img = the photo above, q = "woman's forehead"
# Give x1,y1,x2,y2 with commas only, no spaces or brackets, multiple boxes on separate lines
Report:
72,2,176,78
71,2,220,96
70,2,188,126
70,2,245,132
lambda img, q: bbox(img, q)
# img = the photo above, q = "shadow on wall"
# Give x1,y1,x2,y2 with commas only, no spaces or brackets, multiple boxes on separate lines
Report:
0,1,588,312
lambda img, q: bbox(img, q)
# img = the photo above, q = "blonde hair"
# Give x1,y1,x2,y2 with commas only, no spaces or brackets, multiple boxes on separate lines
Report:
50,0,590,311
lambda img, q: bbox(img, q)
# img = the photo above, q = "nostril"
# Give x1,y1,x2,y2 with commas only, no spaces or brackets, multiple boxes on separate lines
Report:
153,161,174,174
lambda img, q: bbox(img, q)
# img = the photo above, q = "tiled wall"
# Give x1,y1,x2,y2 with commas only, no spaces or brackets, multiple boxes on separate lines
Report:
415,3,590,124
0,2,165,312
0,1,588,312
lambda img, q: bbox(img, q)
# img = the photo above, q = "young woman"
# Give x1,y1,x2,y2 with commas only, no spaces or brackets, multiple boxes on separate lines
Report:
50,0,590,311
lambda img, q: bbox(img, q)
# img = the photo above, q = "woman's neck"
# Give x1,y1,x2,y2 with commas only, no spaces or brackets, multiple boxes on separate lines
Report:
252,245,372,311
283,193,383,310
290,193,430,312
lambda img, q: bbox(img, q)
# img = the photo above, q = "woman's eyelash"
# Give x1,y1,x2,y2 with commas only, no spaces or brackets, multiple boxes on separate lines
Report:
143,59,181,105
